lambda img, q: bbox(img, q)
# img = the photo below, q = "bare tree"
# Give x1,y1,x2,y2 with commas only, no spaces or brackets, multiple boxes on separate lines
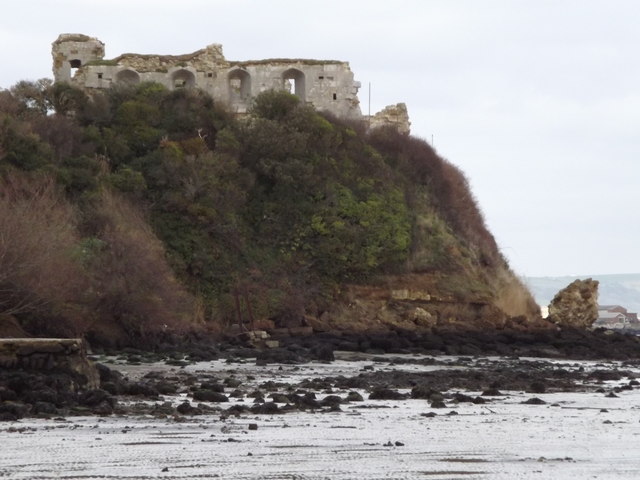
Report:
0,173,86,321
90,190,196,341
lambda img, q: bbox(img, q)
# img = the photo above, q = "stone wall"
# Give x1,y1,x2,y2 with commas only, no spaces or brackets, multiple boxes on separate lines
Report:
52,34,105,83
0,338,99,388
52,34,408,130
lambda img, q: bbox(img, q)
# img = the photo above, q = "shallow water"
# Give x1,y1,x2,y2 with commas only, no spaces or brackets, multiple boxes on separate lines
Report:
1,354,639,479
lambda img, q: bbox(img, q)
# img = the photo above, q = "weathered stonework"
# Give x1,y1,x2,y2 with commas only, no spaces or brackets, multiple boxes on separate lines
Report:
368,103,411,134
52,34,409,132
52,34,106,83
0,338,99,388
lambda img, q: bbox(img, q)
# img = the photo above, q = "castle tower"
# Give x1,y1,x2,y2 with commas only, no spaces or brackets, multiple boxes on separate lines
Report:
52,34,105,83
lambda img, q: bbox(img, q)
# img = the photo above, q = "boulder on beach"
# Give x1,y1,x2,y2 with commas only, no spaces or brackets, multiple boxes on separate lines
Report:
547,278,599,329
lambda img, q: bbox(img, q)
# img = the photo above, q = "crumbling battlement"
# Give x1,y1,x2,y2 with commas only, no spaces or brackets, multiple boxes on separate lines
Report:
52,34,409,132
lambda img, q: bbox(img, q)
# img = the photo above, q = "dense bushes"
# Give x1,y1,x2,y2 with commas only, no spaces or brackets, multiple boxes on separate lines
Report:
0,80,519,343
368,127,501,270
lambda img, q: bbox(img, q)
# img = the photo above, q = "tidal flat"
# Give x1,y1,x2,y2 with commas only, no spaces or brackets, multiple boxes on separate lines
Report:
2,353,640,479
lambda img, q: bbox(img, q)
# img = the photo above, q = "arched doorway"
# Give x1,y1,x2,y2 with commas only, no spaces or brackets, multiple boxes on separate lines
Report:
171,69,196,89
228,69,252,103
282,68,306,101
69,59,82,78
116,69,140,85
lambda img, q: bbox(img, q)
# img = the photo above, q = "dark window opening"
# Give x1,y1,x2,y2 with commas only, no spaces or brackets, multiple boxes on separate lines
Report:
332,93,337,100
207,72,214,78
171,69,196,89
97,73,103,79
69,59,81,78
319,75,324,79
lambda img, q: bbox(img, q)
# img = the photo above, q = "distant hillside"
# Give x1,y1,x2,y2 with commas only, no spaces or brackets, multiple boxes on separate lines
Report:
525,274,640,314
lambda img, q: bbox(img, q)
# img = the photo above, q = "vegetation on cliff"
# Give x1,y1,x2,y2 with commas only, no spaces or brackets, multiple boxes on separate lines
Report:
0,80,539,346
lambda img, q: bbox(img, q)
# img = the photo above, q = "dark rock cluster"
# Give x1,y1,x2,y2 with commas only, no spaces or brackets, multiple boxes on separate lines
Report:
3,323,640,422
268,326,640,360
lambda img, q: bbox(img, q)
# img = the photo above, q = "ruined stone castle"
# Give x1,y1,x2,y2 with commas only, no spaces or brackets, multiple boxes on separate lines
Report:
52,34,409,133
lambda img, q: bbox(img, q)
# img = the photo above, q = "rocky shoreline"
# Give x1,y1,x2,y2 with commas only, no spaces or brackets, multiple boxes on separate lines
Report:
1,327,639,422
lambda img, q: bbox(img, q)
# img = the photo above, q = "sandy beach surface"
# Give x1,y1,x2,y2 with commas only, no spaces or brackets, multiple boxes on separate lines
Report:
1,353,639,479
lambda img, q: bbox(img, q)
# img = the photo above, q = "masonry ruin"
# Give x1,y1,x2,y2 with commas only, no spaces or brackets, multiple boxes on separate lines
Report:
52,34,410,133
0,338,99,388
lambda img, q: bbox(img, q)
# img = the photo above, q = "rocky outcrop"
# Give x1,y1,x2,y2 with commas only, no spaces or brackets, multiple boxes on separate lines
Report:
0,338,99,389
308,271,545,334
547,278,599,329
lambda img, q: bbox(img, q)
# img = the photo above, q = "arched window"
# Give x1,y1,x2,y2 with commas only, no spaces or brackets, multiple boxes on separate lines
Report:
69,59,82,78
116,69,140,85
228,69,252,103
171,69,196,89
282,68,306,101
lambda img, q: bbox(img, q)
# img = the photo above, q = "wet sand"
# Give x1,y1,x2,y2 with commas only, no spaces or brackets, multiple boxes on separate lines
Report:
1,353,640,479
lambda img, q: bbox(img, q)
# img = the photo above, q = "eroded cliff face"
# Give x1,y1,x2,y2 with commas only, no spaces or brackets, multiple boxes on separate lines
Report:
305,268,546,335
287,128,547,335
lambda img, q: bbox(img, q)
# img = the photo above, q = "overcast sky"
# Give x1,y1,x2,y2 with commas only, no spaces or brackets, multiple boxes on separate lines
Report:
1,0,638,278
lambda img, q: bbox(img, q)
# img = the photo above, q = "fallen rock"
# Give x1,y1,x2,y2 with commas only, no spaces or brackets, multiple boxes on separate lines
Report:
176,401,200,415
125,382,160,398
547,278,599,329
369,388,407,400
268,393,291,404
321,395,343,407
528,381,546,394
250,401,279,414
411,385,440,400
78,389,115,408
192,390,229,402
200,382,225,393
482,388,503,396
346,391,364,402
